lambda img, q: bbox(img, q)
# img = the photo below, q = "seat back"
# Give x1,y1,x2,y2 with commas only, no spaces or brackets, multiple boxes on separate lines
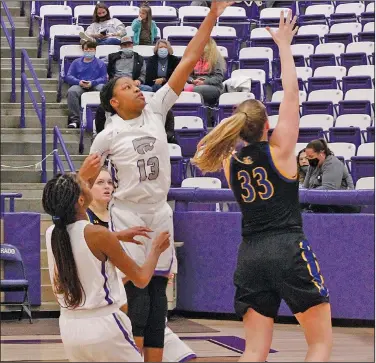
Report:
314,65,346,80
308,89,343,104
356,176,375,189
174,116,204,129
217,92,255,123
95,44,121,59
328,142,356,159
171,92,204,120
0,244,26,285
60,45,83,78
1,244,23,263
335,2,365,16
335,114,371,129
300,114,334,130
305,4,334,17
81,91,100,130
108,6,140,26
315,42,345,57
348,65,375,79
357,142,375,156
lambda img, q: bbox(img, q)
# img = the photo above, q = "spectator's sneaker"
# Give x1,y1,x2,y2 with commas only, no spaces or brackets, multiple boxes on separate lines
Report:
68,122,79,129
79,32,94,43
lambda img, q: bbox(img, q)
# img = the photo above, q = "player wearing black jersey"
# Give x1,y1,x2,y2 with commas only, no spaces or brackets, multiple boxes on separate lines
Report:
193,11,332,363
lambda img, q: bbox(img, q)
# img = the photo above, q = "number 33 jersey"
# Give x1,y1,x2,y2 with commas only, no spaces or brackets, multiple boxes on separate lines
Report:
230,141,303,237
90,84,178,205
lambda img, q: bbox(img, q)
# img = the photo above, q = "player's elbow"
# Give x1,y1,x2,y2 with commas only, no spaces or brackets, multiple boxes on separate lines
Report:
133,274,150,289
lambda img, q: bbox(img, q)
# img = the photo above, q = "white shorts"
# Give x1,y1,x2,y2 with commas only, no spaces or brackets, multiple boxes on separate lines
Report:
110,200,177,274
59,305,143,362
163,326,197,362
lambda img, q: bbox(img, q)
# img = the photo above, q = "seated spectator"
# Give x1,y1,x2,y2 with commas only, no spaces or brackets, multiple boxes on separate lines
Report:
145,39,180,92
107,36,152,91
66,42,107,128
297,148,309,187
80,3,126,45
131,4,158,45
303,139,359,213
191,0,212,6
185,38,225,107
94,105,177,144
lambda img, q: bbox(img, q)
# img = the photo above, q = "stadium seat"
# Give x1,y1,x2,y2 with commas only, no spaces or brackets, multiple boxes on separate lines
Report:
171,92,206,124
163,26,197,46
216,92,255,125
356,176,374,189
169,144,185,188
230,69,266,100
73,5,96,29
108,6,140,27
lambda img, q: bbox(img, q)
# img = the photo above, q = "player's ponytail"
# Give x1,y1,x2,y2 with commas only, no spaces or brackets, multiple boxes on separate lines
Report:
192,99,268,173
42,174,86,309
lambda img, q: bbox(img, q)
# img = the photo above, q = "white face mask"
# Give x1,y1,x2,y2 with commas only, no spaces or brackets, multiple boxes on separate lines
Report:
157,48,168,59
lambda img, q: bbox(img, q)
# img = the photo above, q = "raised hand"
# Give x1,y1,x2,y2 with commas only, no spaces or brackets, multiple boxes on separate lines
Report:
152,231,171,254
210,0,235,18
115,226,153,244
266,10,298,47
79,153,101,182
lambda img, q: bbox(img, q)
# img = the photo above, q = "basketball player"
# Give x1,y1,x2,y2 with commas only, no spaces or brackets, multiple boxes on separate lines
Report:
43,166,171,362
87,168,197,362
192,11,332,362
88,1,234,361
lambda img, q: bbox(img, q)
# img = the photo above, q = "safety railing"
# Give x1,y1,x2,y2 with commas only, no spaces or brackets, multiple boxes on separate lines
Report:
20,49,47,183
53,126,76,176
0,0,16,102
0,193,22,218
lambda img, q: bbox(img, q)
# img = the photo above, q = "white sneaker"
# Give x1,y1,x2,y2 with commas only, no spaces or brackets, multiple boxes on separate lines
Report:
79,32,94,42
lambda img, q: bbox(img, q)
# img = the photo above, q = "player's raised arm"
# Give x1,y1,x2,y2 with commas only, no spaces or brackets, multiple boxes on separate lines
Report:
268,11,300,158
167,0,234,96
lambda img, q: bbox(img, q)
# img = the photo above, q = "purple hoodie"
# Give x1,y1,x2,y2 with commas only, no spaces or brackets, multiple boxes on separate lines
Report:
66,57,107,87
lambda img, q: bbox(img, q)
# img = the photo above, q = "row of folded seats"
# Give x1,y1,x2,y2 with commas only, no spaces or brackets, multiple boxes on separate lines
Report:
167,139,374,192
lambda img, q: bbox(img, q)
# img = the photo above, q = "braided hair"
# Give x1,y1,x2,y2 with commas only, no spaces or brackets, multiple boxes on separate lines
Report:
42,174,86,309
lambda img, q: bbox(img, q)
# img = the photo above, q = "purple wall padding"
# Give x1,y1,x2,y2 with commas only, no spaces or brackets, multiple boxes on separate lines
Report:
3,213,41,305
174,212,375,320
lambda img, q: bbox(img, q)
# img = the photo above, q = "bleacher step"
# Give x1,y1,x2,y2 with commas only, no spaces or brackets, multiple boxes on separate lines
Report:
1,89,62,103
1,45,39,58
1,57,47,67
1,25,29,37
1,154,85,169
1,67,47,79
1,114,69,128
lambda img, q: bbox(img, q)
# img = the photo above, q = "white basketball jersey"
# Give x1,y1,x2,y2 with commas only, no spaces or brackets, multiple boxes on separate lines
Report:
46,220,123,311
90,84,178,205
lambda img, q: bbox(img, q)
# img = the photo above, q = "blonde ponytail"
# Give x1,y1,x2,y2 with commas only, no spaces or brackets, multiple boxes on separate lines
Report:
192,112,247,173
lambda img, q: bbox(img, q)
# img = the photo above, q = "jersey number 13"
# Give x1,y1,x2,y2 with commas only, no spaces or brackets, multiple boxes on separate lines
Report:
137,157,160,181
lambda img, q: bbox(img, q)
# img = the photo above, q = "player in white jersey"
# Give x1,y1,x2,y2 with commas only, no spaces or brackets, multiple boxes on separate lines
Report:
89,1,234,361
42,161,171,362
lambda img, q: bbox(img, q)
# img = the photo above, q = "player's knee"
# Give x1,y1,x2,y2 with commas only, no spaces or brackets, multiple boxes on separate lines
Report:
124,282,150,337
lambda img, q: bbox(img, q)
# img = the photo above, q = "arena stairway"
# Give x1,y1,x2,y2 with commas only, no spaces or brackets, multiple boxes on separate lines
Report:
0,1,91,313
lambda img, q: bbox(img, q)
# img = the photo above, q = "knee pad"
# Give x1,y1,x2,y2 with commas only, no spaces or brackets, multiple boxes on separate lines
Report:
143,277,168,348
124,282,150,337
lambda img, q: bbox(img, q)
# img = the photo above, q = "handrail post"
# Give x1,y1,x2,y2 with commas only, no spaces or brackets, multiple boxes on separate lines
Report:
41,99,47,183
20,50,25,128
10,26,15,102
53,127,58,177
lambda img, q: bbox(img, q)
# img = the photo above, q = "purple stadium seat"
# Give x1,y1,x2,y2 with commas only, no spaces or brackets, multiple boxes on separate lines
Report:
324,32,353,46
298,1,332,15
340,53,368,70
216,92,255,125
108,6,139,27
309,54,337,71
211,26,239,63
307,77,338,93
302,101,334,116
271,78,305,92
218,7,249,41
39,5,73,41
360,12,375,27
292,34,320,48
298,14,327,26
67,0,95,10
329,13,358,25
265,102,281,116
170,156,184,187
342,76,373,94
165,0,191,8
350,156,375,184
366,127,375,142
175,129,206,158
329,127,362,150
191,168,229,189
151,6,179,35
358,31,375,42
171,92,205,122
338,100,372,117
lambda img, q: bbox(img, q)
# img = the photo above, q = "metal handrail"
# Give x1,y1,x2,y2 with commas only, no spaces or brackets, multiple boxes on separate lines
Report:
53,126,76,176
0,0,16,102
0,193,22,218
20,49,47,182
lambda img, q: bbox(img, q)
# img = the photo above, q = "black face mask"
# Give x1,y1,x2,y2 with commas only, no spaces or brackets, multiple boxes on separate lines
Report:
308,158,319,168
98,15,107,20
300,165,309,174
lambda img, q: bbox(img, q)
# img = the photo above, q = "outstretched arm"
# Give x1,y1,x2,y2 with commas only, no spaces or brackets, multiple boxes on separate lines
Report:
268,11,299,158
168,0,234,95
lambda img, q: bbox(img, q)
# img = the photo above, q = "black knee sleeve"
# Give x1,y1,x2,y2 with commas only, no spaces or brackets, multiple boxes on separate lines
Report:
124,282,150,338
143,276,169,348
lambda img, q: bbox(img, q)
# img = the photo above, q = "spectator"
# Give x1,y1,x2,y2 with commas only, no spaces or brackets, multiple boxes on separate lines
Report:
191,0,211,6
185,38,226,107
303,139,358,213
66,42,107,128
131,4,158,45
297,148,309,187
79,3,126,45
304,139,354,190
145,39,180,92
107,36,152,91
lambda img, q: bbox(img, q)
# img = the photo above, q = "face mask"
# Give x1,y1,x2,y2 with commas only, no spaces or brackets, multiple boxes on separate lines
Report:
121,48,133,57
158,48,168,59
84,51,95,59
308,158,319,168
300,165,309,174
98,15,107,20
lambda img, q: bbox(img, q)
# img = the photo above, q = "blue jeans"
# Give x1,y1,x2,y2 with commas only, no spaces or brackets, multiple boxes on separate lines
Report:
139,85,153,92
152,84,163,92
97,37,121,45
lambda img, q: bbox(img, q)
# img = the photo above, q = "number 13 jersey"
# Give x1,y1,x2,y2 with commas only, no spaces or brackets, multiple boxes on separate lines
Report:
90,84,178,205
230,141,303,237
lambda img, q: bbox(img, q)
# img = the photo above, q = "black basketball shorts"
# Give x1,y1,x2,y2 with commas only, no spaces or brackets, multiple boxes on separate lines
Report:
234,230,330,319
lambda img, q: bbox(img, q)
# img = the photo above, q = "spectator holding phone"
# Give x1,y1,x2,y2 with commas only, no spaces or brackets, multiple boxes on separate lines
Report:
80,3,126,45
66,42,107,128
185,38,225,108
131,4,158,45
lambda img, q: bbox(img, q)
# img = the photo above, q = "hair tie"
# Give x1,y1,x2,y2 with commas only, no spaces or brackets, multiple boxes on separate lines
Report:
52,216,60,221
241,112,248,118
